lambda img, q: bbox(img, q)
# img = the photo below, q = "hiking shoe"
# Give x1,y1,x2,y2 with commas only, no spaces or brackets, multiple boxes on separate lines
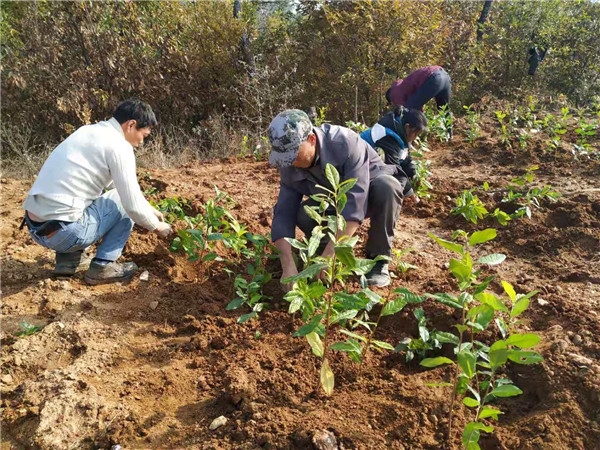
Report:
84,261,138,285
53,251,92,276
366,260,390,288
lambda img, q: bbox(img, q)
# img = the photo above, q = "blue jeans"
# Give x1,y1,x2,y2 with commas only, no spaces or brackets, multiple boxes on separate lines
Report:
404,68,451,110
26,190,134,261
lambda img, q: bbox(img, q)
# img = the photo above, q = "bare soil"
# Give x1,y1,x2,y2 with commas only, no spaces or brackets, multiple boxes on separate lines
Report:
2,125,600,449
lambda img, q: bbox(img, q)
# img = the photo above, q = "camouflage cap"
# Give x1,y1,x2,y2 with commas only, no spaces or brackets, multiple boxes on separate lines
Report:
268,109,313,168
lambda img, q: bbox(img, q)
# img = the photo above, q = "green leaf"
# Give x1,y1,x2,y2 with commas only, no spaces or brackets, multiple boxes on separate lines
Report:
306,332,324,357
307,231,324,258
490,384,523,397
330,309,358,324
463,397,480,408
325,163,340,189
429,233,464,254
420,357,454,368
283,263,328,284
337,194,347,213
507,350,544,365
334,244,357,268
395,288,425,304
476,254,506,265
489,341,508,370
435,331,460,345
237,312,257,323
352,258,377,275
372,340,395,351
226,297,245,310
425,382,454,387
457,350,476,378
505,333,540,348
510,297,530,318
381,298,408,317
427,293,463,309
330,339,362,353
478,406,503,420
303,205,323,223
502,281,516,302
450,258,472,281
476,293,508,312
339,328,368,343
469,229,497,246
320,359,334,396
466,304,494,329
293,314,324,337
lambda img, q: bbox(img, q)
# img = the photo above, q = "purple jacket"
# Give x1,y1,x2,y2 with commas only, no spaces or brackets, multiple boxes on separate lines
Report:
271,124,397,242
389,65,442,108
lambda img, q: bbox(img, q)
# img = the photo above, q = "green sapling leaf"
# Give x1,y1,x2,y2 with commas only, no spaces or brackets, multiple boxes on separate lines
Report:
468,228,497,246
476,254,506,265
429,233,464,254
505,333,540,348
306,332,324,357
420,356,454,367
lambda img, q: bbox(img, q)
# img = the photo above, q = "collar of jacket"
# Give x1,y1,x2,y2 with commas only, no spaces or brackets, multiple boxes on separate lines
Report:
108,117,125,137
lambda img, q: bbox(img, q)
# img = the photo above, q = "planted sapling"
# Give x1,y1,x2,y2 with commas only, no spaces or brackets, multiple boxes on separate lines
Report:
282,164,384,394
421,229,543,448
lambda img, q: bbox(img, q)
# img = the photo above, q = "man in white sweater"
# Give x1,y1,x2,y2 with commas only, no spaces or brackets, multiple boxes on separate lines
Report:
22,99,172,284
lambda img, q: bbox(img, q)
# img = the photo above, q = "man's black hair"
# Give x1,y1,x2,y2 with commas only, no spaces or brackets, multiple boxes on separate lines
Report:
394,105,428,133
113,99,158,129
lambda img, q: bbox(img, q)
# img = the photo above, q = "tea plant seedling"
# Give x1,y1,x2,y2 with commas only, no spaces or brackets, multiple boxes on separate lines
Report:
283,164,399,394
451,190,488,224
463,104,480,143
422,229,543,448
151,196,191,224
426,104,452,142
14,321,43,337
495,110,512,149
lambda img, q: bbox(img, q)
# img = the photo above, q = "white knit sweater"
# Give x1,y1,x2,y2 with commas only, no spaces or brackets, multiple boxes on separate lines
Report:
23,118,159,231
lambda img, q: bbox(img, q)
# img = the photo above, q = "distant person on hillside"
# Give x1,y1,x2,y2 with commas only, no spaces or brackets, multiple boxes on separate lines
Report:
386,65,452,137
360,106,428,199
21,99,172,284
267,109,411,289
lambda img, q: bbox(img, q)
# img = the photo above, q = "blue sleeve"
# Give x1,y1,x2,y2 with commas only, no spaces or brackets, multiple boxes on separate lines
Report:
271,181,303,242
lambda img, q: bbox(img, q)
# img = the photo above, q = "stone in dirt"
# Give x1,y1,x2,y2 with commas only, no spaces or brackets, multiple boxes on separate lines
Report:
139,270,149,282
312,430,338,450
225,367,256,406
567,353,593,367
209,415,227,430
149,301,159,310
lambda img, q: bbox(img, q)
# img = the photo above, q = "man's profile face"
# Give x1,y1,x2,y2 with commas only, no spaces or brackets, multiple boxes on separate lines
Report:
292,134,317,168
121,120,152,148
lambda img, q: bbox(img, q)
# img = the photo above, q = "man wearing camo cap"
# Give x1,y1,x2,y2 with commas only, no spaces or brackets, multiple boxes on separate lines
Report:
268,109,410,288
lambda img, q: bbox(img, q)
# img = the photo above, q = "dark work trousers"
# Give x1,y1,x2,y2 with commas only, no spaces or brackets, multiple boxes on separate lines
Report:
296,175,405,257
404,68,451,111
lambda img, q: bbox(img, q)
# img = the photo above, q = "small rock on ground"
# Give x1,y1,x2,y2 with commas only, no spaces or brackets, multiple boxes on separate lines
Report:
149,301,159,310
312,429,338,450
140,270,149,282
209,415,227,430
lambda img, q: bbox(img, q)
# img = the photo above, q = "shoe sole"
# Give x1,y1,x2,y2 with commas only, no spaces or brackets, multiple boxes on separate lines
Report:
367,279,391,288
84,273,136,286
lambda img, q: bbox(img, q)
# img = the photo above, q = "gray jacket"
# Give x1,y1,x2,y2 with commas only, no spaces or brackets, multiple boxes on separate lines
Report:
271,124,399,242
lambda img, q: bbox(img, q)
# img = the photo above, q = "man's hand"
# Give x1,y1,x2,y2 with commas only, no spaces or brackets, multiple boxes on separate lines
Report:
274,238,298,293
153,208,165,222
404,193,420,205
155,222,172,238
280,264,298,293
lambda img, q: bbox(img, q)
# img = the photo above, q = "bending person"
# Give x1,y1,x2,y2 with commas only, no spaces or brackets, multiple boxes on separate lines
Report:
268,109,409,289
360,106,428,198
386,66,451,138
22,99,172,284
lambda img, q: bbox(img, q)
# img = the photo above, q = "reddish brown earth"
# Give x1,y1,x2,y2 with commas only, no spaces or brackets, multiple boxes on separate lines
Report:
2,118,600,449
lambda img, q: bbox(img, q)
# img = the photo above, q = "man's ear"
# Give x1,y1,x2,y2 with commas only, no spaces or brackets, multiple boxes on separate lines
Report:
308,133,317,145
